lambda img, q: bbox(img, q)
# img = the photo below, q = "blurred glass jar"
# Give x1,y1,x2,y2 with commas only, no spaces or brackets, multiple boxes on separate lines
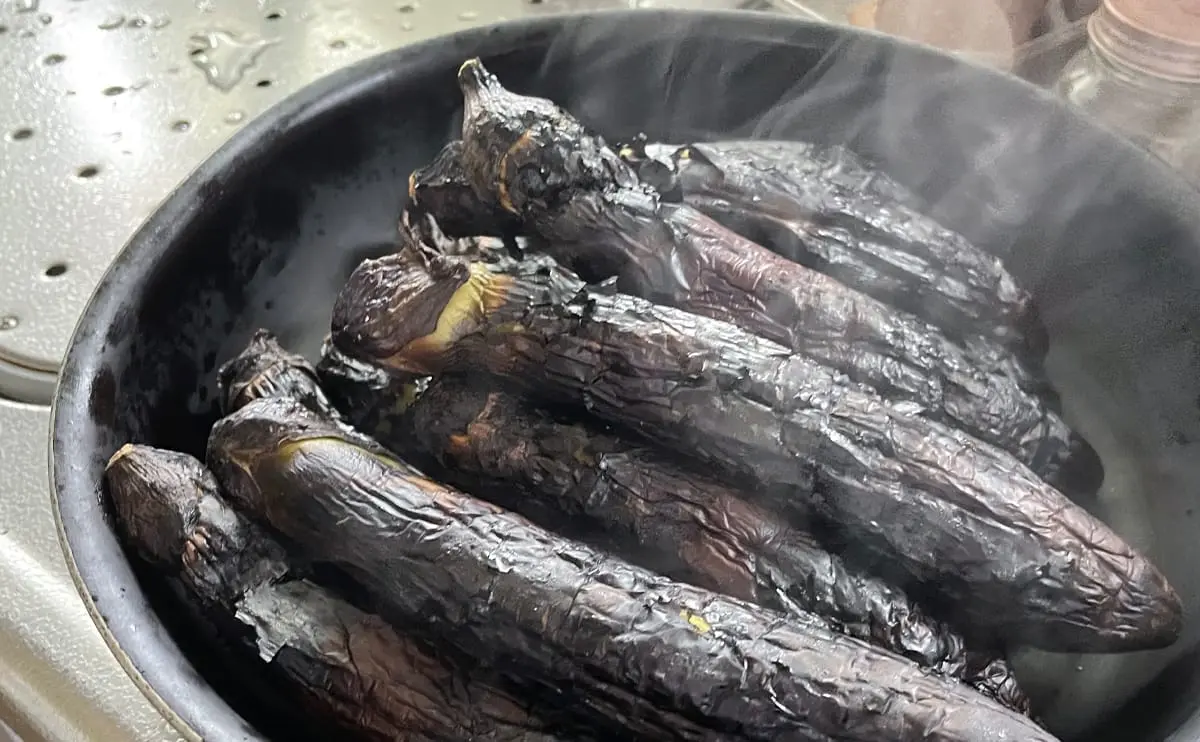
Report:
1055,0,1200,183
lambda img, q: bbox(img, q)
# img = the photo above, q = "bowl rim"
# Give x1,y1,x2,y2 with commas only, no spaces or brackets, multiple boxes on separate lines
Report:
45,8,1200,741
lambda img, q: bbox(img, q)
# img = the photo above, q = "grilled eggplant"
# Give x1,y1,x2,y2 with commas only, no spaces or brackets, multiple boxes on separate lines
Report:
617,136,1043,356
395,374,1032,712
105,444,564,742
217,329,345,419
408,139,520,238
329,248,1181,653
207,395,1059,742
448,59,1099,494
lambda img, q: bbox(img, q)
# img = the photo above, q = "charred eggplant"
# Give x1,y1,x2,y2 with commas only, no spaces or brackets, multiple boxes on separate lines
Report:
329,248,1181,652
408,139,520,238
618,136,1043,356
207,395,1059,742
391,374,1030,712
105,444,565,742
448,59,1099,494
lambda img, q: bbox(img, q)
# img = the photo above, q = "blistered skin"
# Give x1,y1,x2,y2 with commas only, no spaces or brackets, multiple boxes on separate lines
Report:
104,445,563,742
619,137,1043,356
393,375,1032,712
207,397,1058,742
449,60,1100,496
329,253,1181,652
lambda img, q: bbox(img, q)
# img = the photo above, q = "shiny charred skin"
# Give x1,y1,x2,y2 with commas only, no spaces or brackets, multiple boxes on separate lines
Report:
329,251,1182,652
449,60,1100,496
399,374,1031,713
206,396,1059,742
618,136,1044,357
315,337,428,434
104,445,566,742
408,139,520,239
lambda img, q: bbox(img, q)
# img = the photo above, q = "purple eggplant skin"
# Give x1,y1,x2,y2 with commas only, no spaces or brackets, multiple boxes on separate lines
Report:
328,247,1182,653
393,374,1032,714
104,444,566,742
617,136,1045,357
408,139,521,238
448,59,1102,498
206,394,1060,742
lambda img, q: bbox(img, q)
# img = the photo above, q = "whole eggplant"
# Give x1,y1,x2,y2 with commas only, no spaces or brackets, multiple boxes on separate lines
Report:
446,59,1100,496
105,444,566,742
206,395,1059,742
617,136,1044,356
387,373,1031,712
328,246,1181,653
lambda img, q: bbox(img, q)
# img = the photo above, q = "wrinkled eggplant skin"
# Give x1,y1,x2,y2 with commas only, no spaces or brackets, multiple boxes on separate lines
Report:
330,254,1181,653
105,445,567,742
207,396,1059,742
315,338,428,435
216,329,343,420
619,137,1045,357
397,375,1031,713
448,63,1101,497
408,139,520,238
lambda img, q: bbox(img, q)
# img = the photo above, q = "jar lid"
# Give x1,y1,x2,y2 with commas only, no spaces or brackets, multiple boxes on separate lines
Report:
1094,0,1200,81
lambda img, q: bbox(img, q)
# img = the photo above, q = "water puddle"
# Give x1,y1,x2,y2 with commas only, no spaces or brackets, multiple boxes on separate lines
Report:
187,30,279,92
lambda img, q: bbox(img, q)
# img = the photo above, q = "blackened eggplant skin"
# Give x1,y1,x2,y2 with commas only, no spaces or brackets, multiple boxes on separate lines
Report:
329,249,1181,653
408,139,520,238
618,136,1044,356
216,329,343,419
396,374,1032,713
105,444,565,742
450,59,1100,495
207,396,1059,742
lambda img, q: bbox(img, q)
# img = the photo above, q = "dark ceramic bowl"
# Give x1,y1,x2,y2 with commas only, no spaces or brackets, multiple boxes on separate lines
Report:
49,9,1200,742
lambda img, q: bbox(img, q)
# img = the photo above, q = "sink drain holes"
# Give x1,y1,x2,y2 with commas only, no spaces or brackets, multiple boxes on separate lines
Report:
75,164,101,179
255,78,272,88
8,128,33,141
102,85,126,96
265,10,283,20
43,53,65,65
44,262,68,278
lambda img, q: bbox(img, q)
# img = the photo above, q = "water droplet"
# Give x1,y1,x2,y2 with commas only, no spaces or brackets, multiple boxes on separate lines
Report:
14,0,38,13
107,131,122,142
0,316,18,331
458,10,476,20
102,85,125,96
151,16,170,28
328,38,347,49
43,53,64,65
98,13,123,29
126,15,147,28
170,119,191,132
224,110,245,124
38,13,52,24
8,128,34,141
396,1,418,10
400,21,413,31
17,29,34,38
188,30,279,92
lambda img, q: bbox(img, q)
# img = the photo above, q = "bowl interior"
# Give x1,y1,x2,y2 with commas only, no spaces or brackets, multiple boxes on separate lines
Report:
52,11,1200,742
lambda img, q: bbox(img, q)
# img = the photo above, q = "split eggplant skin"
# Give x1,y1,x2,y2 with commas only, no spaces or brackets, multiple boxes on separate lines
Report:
619,137,1043,355
448,60,1101,496
216,328,344,420
104,444,564,742
399,374,1034,713
206,395,1059,742
329,250,1182,653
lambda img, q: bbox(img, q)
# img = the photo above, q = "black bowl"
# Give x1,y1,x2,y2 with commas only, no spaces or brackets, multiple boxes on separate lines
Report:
50,10,1200,742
